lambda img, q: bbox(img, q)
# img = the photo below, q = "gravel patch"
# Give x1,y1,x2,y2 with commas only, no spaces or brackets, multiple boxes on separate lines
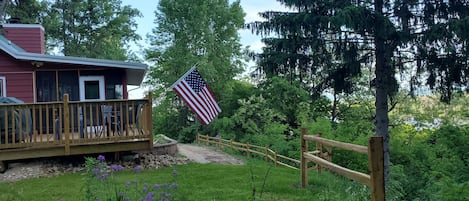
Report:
0,153,190,182
0,143,241,182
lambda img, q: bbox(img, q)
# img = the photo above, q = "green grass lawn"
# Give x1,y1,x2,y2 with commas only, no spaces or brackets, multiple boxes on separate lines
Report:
0,160,370,201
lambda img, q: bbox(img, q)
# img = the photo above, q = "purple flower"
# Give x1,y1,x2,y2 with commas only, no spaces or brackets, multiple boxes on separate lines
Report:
96,199,102,201
162,183,168,188
118,192,124,197
134,165,143,173
125,181,132,187
111,164,124,172
125,197,130,201
97,155,105,162
145,192,155,201
171,183,178,189
98,173,109,180
161,199,168,201
153,184,160,189
172,169,178,175
92,168,100,175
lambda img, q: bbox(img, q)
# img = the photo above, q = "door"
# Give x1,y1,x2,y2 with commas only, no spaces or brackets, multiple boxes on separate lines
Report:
79,76,105,101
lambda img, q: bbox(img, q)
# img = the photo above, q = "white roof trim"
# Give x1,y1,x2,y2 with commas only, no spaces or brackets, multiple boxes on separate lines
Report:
2,23,45,32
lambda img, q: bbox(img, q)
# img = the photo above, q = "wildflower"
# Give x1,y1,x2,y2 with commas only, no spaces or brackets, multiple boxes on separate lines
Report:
134,165,143,173
145,192,155,201
110,164,124,172
125,181,132,187
118,192,124,197
92,168,101,175
172,169,178,175
96,198,102,201
171,183,178,189
125,197,130,201
162,183,168,188
153,184,160,189
97,155,105,162
98,173,109,180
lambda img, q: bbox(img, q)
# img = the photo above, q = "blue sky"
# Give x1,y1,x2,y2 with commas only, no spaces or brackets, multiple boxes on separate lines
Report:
120,0,289,98
121,0,288,52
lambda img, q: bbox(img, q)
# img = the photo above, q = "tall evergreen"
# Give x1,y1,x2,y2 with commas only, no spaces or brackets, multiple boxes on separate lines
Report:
248,0,469,187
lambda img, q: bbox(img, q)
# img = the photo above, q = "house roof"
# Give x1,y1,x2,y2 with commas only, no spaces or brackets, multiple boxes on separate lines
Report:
0,35,147,85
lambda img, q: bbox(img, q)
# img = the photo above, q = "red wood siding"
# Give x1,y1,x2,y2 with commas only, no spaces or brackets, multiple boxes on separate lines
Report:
0,52,34,72
3,26,45,54
0,52,35,103
4,73,34,103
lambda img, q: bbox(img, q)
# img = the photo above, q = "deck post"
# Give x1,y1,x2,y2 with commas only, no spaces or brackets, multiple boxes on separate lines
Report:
146,93,153,149
63,94,70,155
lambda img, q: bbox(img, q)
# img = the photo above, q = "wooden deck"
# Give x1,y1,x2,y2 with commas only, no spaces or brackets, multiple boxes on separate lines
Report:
0,94,153,165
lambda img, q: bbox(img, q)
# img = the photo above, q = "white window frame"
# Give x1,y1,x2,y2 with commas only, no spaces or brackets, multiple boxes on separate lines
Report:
0,76,6,97
79,76,105,101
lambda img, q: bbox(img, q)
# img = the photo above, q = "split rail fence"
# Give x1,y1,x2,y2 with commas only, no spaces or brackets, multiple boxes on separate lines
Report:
196,134,300,170
301,128,385,201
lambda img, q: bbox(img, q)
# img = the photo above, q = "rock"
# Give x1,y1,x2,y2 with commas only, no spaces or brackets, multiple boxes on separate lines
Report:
0,153,190,182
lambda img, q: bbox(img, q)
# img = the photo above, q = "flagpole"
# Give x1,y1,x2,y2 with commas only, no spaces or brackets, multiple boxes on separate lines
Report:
170,66,197,89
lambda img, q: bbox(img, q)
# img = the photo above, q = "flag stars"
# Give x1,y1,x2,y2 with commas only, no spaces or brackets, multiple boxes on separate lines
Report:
185,70,206,93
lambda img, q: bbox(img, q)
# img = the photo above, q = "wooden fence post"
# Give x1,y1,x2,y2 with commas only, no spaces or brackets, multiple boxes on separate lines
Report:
63,94,70,155
301,128,308,187
274,151,278,167
218,137,221,149
265,146,269,162
230,139,233,150
197,134,200,144
246,143,250,158
205,135,209,146
316,132,323,173
368,136,385,201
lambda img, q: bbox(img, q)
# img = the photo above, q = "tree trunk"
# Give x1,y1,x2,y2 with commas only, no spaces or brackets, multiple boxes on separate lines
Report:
374,0,390,187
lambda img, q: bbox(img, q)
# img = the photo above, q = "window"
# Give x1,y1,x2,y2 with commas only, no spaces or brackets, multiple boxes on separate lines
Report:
79,76,105,101
36,71,56,102
84,80,100,99
0,76,5,97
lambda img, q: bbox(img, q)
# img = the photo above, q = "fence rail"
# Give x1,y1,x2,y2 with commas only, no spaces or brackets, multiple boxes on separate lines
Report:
196,134,300,170
301,128,385,201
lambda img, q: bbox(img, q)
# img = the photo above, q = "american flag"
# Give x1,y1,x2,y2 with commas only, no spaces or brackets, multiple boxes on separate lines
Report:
172,67,221,125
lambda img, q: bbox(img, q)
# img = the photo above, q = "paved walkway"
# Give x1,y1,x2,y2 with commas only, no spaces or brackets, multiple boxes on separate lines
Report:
177,144,244,165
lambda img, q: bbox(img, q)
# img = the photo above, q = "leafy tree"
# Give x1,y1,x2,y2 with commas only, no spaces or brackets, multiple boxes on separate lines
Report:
258,77,310,129
5,0,47,24
145,0,245,138
44,0,141,59
248,0,469,186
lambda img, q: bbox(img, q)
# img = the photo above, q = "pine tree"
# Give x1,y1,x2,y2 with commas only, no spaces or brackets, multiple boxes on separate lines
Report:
248,0,469,188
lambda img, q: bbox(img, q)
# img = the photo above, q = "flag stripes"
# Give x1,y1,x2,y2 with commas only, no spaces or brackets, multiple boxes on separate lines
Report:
172,67,221,125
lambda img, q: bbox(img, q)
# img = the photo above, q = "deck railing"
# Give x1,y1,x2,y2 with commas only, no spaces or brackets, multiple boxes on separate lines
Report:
0,93,153,154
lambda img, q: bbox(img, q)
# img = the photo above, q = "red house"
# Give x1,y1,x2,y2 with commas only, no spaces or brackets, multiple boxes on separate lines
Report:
0,23,147,103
